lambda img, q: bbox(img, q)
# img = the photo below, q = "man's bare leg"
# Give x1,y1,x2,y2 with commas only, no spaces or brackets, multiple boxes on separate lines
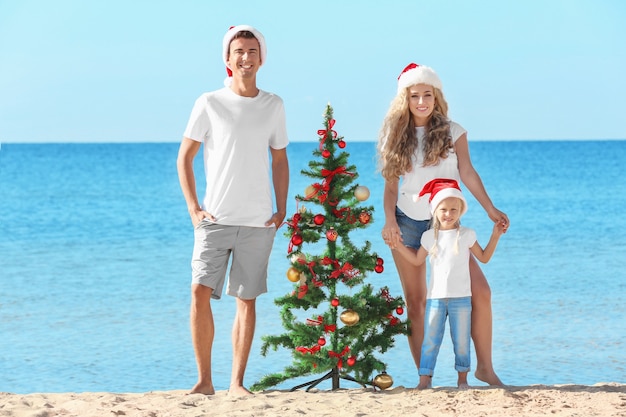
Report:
229,297,256,396
189,284,215,395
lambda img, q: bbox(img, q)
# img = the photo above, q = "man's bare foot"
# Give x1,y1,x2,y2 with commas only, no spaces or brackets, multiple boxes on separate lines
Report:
228,385,253,397
474,369,504,386
458,382,470,390
189,381,215,395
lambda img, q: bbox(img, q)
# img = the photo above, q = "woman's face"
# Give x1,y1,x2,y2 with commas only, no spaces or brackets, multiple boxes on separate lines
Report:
407,84,436,126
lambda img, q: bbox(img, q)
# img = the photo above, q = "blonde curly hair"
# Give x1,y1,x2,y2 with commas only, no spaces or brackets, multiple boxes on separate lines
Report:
377,86,452,181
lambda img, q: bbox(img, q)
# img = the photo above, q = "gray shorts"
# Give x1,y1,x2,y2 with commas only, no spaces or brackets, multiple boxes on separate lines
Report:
191,221,276,300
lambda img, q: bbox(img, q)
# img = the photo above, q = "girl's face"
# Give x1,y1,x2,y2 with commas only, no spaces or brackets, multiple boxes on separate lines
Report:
435,197,462,230
407,84,436,126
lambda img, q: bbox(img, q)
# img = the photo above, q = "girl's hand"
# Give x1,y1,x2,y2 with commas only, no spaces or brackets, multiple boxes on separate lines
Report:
493,220,507,237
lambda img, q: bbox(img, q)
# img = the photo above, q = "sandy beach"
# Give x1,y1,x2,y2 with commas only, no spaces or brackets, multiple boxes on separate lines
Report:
1,383,624,417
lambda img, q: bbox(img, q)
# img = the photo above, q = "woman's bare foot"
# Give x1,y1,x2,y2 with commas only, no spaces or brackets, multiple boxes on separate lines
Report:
228,385,253,397
474,368,504,386
189,381,215,395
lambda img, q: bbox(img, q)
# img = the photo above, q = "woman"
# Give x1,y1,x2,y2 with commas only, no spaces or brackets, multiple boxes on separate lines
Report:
377,63,509,386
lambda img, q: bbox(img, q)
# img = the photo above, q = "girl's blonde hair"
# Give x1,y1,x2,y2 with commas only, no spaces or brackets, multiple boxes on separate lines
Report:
428,197,466,257
377,86,452,181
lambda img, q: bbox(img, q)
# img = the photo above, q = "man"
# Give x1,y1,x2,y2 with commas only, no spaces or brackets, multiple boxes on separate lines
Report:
176,25,289,396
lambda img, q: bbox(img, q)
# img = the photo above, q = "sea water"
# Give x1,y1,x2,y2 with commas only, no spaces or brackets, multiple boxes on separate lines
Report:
0,140,624,393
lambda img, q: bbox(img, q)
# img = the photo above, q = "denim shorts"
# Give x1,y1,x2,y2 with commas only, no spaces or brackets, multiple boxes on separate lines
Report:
395,207,430,250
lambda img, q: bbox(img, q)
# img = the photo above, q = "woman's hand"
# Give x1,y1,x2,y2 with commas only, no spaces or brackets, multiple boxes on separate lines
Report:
381,221,403,249
487,207,509,233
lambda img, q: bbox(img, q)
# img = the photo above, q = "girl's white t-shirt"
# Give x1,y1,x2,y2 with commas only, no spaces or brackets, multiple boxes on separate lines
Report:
183,88,289,227
421,226,477,299
397,121,467,220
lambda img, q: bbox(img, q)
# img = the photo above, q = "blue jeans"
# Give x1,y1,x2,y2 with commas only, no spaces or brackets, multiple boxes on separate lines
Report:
419,297,472,376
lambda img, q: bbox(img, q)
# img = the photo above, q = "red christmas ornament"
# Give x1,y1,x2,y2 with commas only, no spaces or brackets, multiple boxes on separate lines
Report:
338,140,346,149
358,211,371,224
376,257,384,266
331,298,340,307
326,228,338,242
396,306,404,315
322,149,331,158
291,234,303,246
318,336,326,346
374,264,384,273
313,214,325,225
347,356,356,366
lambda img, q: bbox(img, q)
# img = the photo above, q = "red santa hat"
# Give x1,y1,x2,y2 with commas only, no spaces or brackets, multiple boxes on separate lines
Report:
397,63,443,95
222,24,267,86
418,178,467,216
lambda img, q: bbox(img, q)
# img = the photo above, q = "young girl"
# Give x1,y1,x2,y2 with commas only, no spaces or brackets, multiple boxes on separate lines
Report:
392,178,505,389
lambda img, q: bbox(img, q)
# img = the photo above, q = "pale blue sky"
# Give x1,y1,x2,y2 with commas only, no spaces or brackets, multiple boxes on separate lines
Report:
1,0,625,143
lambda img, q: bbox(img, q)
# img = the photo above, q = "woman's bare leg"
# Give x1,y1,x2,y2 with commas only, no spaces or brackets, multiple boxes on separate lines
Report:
469,256,503,386
391,249,427,378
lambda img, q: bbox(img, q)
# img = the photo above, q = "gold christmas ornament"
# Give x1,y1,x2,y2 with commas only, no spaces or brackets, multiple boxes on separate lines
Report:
304,185,317,199
354,185,370,201
340,309,360,326
373,372,393,390
286,267,300,282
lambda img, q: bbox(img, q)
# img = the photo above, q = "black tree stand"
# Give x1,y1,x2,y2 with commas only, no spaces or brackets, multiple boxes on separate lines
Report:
290,366,368,392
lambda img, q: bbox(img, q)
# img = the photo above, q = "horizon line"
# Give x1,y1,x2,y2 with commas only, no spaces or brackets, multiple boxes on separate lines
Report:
1,138,625,145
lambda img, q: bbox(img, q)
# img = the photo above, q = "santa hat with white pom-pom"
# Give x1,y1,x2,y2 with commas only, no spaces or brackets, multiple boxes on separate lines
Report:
222,25,267,87
397,63,442,95
417,178,467,216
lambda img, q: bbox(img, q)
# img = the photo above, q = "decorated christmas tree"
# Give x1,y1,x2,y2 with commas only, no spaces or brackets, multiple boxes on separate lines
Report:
251,104,409,392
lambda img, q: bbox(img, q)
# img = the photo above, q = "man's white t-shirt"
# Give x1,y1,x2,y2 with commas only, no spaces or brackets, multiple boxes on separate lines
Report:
183,87,289,227
397,121,467,221
420,226,477,299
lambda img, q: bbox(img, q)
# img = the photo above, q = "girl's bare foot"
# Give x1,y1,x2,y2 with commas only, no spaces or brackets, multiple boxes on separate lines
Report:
457,371,469,389
416,375,432,390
